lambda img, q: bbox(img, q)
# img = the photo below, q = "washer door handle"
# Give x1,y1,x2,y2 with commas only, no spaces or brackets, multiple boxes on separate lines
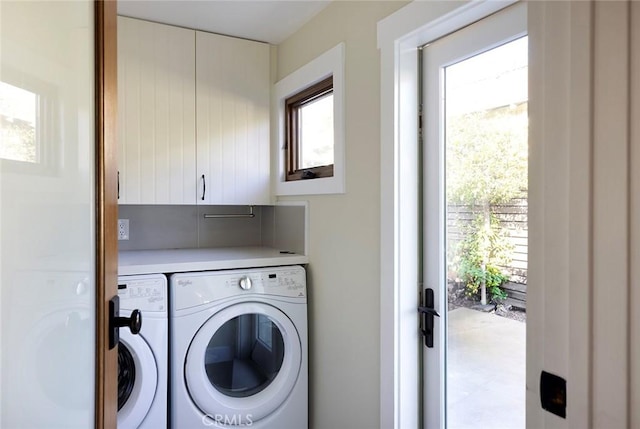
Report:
109,296,143,349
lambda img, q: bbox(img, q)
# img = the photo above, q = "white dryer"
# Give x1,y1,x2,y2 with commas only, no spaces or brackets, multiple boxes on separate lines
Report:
117,274,168,429
170,265,308,429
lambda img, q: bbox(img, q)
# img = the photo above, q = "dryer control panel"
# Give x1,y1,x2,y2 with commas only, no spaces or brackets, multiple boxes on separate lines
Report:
225,270,306,294
171,266,306,311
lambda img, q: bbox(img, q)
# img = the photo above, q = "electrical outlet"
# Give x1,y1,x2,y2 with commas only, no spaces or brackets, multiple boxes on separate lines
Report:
118,219,129,241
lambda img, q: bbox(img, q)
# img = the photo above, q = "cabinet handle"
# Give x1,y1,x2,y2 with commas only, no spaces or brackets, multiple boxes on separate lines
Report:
201,174,206,201
117,171,120,200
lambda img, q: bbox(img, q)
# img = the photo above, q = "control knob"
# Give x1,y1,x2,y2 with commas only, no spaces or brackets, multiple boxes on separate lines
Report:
239,276,252,290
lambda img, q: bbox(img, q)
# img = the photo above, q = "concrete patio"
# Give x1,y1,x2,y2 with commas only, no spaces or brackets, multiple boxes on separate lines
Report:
447,308,526,429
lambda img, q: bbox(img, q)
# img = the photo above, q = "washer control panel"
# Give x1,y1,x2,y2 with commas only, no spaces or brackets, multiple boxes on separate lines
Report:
118,274,167,312
122,283,163,298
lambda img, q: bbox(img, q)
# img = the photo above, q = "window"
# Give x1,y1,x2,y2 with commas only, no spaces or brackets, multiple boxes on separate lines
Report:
0,80,39,163
0,70,59,175
274,43,345,195
285,76,334,181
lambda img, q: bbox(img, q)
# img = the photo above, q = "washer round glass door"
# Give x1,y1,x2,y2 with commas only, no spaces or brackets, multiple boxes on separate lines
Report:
185,302,302,424
117,329,158,429
19,308,92,422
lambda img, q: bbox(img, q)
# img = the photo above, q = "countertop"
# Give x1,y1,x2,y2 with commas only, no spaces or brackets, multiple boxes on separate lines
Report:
118,246,309,276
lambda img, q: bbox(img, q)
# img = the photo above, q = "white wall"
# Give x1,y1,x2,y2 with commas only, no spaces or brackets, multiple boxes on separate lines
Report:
274,2,408,428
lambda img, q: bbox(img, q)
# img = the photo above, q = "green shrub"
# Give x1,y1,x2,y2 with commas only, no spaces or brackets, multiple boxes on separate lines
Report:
455,213,511,303
459,263,509,302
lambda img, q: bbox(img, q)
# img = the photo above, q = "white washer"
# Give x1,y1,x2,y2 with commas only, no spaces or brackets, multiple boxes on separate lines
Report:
3,269,94,428
170,266,308,429
117,274,168,429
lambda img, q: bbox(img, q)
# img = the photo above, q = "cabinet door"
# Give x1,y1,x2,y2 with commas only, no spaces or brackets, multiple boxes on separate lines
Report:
196,31,271,205
118,17,197,204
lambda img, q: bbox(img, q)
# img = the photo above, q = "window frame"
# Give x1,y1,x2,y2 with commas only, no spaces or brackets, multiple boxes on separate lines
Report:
285,76,334,181
274,42,345,196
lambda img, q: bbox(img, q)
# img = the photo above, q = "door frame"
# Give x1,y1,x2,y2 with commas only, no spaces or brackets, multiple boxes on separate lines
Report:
95,1,118,428
377,1,518,427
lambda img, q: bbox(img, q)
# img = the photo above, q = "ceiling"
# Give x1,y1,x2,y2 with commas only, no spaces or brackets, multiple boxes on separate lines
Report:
117,1,332,45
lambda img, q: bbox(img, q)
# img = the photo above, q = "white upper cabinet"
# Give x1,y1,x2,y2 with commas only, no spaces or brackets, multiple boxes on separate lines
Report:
118,17,271,205
118,17,197,204
195,31,271,205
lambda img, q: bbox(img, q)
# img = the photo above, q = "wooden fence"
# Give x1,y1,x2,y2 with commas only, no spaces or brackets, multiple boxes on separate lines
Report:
447,197,528,308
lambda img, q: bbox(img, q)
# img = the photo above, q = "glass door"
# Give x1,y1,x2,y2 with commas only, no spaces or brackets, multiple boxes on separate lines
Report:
0,1,111,427
422,4,528,428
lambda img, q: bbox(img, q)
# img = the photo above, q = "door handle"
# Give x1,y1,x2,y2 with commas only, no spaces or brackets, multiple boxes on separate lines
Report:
109,295,142,349
418,288,439,348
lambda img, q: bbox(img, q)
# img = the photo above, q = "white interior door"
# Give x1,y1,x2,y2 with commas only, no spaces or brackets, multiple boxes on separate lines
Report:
422,4,527,428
